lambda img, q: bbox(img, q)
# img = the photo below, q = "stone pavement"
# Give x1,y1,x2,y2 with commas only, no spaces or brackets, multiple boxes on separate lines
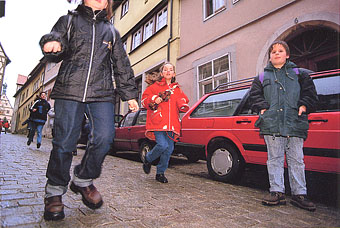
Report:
0,133,339,227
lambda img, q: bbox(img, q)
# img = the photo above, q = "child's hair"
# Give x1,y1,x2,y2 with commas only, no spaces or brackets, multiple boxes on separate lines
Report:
268,40,290,57
159,62,176,83
80,0,113,20
145,72,162,86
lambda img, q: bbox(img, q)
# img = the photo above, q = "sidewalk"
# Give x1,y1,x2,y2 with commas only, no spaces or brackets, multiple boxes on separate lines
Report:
0,133,339,227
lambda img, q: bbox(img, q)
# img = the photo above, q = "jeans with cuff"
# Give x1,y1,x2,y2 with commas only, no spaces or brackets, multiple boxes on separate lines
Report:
145,131,174,174
45,99,115,198
264,135,307,195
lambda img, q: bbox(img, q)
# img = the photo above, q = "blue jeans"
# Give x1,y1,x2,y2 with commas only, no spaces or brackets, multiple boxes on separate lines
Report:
145,131,174,174
45,99,115,197
28,122,44,144
264,135,307,195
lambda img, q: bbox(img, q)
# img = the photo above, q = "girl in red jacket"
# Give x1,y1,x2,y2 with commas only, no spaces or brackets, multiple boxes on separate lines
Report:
141,62,189,183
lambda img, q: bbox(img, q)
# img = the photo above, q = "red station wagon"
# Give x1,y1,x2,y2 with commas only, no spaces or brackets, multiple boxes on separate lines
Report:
178,69,340,183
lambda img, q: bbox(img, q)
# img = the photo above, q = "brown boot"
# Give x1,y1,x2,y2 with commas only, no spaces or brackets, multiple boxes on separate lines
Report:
70,182,103,209
291,195,316,212
44,196,65,221
262,192,286,206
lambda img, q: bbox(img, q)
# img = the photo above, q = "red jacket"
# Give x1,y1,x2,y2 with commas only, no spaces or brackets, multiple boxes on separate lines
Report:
142,78,189,141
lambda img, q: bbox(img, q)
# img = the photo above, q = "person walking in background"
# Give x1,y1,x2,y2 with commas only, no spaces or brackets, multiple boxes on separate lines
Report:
0,118,2,134
249,40,318,211
27,92,51,148
39,0,139,221
3,121,9,134
141,62,189,183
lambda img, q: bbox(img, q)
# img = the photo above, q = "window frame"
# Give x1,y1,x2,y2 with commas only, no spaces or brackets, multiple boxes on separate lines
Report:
197,54,231,98
121,0,129,18
131,28,142,50
203,0,226,20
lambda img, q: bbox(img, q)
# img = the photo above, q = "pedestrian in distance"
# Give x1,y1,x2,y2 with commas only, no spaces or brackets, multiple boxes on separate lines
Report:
249,40,318,211
27,92,51,148
3,121,9,134
141,62,189,183
39,0,139,221
0,118,2,134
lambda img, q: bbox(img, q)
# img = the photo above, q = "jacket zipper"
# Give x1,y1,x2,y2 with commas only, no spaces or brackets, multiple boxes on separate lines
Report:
82,17,97,102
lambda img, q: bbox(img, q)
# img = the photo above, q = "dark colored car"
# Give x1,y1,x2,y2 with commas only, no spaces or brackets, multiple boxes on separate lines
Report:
113,109,202,162
179,69,340,183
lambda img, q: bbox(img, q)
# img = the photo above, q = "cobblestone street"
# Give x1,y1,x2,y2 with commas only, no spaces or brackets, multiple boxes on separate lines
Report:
0,133,339,227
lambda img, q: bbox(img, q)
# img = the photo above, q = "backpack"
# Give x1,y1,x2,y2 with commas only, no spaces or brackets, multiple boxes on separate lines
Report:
66,13,116,44
259,68,300,84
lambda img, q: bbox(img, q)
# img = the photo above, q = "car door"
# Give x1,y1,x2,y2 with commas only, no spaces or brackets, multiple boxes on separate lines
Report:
303,74,340,174
127,110,148,151
114,112,137,151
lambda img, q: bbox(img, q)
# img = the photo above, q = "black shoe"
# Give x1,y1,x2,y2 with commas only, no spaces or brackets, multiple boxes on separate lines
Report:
27,140,31,146
143,158,152,174
37,143,41,148
155,174,168,183
291,195,316,212
44,196,65,221
262,192,286,206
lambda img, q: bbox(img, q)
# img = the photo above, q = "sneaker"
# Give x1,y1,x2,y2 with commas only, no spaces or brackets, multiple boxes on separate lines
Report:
262,192,286,206
155,174,168,183
143,158,152,174
27,140,31,146
37,143,41,148
291,195,316,211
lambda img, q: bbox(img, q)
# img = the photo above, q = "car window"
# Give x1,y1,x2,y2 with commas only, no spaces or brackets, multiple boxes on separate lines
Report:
121,112,136,127
135,110,147,125
313,75,340,112
191,89,248,117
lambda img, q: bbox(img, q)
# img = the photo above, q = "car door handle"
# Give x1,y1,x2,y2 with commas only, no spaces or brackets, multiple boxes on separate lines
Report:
308,119,328,123
236,120,252,124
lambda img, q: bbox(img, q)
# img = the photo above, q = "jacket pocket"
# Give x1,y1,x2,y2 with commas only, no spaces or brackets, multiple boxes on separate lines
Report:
256,109,277,131
151,110,163,125
295,113,309,131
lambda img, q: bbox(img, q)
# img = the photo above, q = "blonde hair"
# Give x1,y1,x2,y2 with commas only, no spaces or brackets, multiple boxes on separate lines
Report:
159,62,176,83
145,72,162,86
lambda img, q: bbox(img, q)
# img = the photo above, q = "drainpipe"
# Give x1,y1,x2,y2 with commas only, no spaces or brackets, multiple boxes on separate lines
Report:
167,0,173,62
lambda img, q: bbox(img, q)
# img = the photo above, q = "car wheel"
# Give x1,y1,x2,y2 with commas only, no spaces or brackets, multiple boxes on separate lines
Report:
139,141,152,162
207,141,244,183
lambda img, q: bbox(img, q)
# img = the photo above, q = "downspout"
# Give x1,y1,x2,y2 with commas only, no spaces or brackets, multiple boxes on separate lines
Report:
167,0,173,62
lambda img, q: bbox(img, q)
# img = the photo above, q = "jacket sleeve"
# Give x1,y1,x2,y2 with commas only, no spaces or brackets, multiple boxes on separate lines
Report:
141,86,158,110
39,15,69,63
111,29,138,101
177,88,190,112
297,69,318,113
249,76,270,113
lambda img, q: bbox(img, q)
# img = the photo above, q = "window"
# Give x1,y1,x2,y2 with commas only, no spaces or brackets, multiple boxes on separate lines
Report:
156,7,167,31
132,29,142,49
121,0,129,17
191,89,248,118
314,75,340,112
204,0,225,19
197,54,231,98
143,18,154,41
122,112,136,127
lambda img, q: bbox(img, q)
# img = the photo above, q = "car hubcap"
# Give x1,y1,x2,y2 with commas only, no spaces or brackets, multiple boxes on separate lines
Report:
211,148,233,176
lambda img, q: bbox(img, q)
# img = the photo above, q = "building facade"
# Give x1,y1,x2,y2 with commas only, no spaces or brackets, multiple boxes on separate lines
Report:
112,0,181,113
13,59,47,134
176,0,339,105
0,93,13,131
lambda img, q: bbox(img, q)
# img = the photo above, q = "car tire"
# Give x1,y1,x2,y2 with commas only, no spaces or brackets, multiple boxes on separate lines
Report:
139,141,152,162
207,141,244,183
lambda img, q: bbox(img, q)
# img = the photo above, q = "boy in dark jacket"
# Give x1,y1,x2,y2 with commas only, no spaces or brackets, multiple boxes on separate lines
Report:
40,0,139,221
27,92,51,148
250,41,318,211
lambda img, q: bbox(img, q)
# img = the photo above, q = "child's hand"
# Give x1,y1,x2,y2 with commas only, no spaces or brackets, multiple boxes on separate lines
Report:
155,97,163,104
43,41,61,53
260,109,266,115
298,105,306,115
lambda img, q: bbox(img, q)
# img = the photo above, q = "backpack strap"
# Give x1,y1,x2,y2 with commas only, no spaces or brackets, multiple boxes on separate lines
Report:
259,68,299,84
